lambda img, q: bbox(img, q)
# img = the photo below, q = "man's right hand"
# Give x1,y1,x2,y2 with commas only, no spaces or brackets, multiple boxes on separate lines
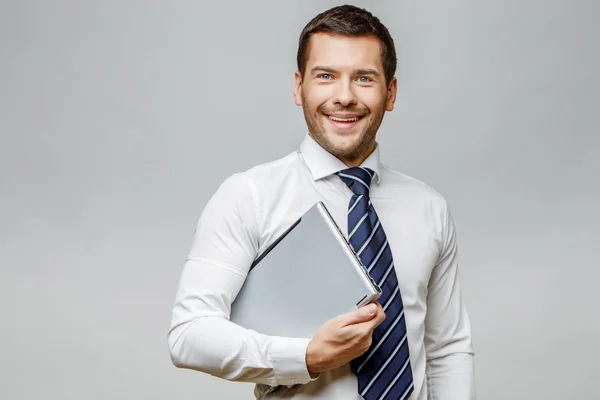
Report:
305,302,385,375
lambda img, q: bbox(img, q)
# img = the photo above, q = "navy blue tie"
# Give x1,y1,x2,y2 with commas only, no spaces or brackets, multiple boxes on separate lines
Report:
337,167,414,400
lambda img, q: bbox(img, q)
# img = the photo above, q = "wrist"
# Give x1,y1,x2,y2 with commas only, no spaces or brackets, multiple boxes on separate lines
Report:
305,341,321,378
305,341,319,373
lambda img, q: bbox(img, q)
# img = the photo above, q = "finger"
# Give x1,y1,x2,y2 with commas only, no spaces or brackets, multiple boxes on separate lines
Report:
373,307,386,327
360,306,386,331
338,303,378,326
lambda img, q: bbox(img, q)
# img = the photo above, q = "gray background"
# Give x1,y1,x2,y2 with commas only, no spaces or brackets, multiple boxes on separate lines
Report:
1,0,598,399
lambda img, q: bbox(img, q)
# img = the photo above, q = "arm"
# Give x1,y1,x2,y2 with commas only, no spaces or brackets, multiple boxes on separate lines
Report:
424,200,476,399
167,173,313,387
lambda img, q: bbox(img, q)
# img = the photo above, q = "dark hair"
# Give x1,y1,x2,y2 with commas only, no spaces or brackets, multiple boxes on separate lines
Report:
297,5,397,85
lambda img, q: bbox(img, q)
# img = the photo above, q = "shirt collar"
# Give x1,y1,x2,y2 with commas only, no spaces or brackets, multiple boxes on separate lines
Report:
299,133,382,184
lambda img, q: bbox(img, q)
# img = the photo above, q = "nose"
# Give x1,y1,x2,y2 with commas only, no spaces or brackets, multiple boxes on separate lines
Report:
333,79,357,107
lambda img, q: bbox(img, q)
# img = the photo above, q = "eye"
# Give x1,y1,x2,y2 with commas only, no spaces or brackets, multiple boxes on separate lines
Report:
357,76,373,83
317,73,333,80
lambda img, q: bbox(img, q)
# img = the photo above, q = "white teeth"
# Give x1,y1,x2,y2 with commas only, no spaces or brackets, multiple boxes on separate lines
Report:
329,116,359,122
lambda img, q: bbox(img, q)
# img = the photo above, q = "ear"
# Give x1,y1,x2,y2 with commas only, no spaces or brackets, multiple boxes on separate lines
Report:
294,71,303,106
385,77,397,112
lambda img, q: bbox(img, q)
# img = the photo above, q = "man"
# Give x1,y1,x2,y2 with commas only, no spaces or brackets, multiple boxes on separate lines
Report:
168,5,475,399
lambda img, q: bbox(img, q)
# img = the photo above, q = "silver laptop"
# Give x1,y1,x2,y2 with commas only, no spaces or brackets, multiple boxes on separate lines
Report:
229,201,382,338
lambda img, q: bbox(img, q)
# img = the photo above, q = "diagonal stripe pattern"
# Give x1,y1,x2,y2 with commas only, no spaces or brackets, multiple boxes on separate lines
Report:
337,167,414,400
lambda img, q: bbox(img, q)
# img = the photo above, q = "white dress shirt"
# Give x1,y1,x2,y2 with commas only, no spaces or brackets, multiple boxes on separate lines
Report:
168,134,475,399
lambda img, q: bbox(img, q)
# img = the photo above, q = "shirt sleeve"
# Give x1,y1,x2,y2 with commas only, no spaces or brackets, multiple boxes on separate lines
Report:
424,199,476,399
167,173,314,387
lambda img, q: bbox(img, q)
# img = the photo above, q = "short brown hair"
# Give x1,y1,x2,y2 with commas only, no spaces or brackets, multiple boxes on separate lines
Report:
297,5,397,85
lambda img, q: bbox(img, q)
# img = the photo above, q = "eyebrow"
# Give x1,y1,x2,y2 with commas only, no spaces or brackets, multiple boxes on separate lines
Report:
310,66,381,76
310,66,338,74
356,68,381,76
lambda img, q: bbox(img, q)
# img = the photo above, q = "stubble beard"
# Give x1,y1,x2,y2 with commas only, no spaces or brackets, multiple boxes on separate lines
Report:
301,94,383,164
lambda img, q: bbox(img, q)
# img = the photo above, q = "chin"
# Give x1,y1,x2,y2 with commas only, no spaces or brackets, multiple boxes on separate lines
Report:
322,133,365,158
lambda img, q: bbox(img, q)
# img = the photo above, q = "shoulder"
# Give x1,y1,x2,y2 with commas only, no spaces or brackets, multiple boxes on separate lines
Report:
240,151,301,184
222,150,304,201
379,163,448,210
204,151,301,226
215,150,303,206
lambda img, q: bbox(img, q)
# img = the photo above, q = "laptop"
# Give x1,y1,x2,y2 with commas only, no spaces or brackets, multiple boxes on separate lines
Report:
229,201,382,338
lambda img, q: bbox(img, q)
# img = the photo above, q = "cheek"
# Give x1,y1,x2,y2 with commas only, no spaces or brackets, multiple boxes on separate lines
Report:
304,85,331,111
361,92,387,113
356,85,388,108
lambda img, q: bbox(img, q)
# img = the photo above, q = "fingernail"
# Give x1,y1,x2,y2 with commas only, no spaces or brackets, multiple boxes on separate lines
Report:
367,304,376,314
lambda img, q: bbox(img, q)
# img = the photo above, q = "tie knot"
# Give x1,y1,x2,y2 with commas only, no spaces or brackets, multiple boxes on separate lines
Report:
337,167,374,196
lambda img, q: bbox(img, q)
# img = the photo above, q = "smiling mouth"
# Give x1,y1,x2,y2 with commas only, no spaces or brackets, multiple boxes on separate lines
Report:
328,116,362,122
324,115,364,132
325,113,366,127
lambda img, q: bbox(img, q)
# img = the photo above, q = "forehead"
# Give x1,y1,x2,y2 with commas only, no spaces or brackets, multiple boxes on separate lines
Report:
306,33,383,71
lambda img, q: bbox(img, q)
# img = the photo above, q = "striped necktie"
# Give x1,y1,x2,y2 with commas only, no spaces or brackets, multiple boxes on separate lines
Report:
337,167,414,400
